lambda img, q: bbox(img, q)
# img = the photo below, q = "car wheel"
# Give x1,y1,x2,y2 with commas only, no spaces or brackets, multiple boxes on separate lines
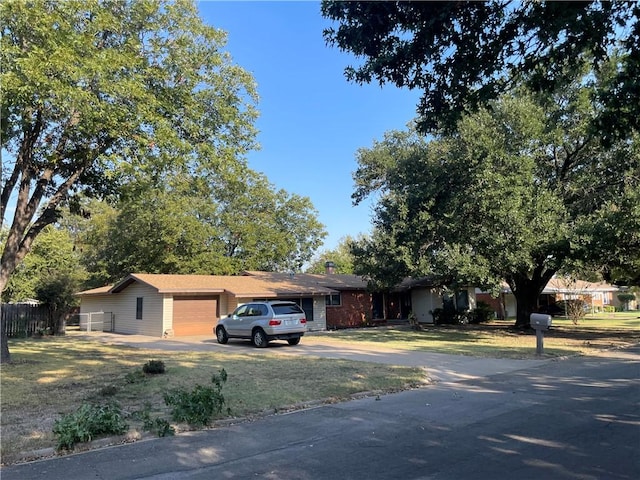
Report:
287,337,301,346
216,326,229,344
252,329,269,348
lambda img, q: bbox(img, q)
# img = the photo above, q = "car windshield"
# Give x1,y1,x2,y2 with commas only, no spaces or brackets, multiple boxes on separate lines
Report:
272,303,303,315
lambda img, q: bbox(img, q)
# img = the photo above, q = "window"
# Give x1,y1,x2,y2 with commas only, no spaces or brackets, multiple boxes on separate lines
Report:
234,305,249,317
136,297,143,320
272,303,304,315
326,293,341,306
455,290,469,311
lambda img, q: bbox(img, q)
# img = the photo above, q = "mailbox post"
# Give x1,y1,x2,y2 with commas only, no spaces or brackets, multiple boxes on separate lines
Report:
530,313,552,355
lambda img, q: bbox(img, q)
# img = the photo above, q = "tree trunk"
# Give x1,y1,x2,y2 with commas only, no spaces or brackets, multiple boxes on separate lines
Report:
509,269,556,329
513,287,541,329
0,276,11,364
0,316,10,364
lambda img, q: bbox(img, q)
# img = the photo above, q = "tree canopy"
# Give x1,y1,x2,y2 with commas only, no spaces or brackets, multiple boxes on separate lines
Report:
1,0,259,296
350,82,639,327
1,226,86,303
322,1,639,141
305,235,360,274
1,0,261,363
69,171,326,285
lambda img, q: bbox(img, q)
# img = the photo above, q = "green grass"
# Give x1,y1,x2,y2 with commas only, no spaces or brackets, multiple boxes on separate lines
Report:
2,312,637,465
0,336,425,465
304,312,640,359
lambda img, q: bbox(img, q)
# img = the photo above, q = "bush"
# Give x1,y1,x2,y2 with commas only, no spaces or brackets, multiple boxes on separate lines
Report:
143,360,166,375
472,302,495,324
131,405,175,437
163,369,229,426
431,308,473,325
53,402,128,450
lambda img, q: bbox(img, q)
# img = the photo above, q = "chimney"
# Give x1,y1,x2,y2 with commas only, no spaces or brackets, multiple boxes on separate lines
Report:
325,261,336,275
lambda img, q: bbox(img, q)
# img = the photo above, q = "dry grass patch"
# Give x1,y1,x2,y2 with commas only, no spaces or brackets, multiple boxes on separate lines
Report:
0,336,425,464
306,312,640,359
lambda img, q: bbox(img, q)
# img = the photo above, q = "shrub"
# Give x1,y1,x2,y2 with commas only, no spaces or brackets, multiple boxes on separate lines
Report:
431,308,472,325
143,360,166,375
125,370,147,384
472,302,495,324
163,369,229,426
53,402,128,450
131,405,175,437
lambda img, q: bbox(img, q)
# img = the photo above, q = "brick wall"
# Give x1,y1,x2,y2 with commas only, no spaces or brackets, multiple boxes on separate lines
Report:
326,290,373,329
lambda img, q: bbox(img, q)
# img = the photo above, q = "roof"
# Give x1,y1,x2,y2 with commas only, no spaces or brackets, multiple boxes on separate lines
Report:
477,278,620,295
243,271,369,290
76,285,113,296
543,277,620,294
78,273,338,298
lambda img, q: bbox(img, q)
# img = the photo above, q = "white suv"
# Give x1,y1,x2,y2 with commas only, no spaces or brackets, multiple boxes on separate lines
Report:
215,301,307,348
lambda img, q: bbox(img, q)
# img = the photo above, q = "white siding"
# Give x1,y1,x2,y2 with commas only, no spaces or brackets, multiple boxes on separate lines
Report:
162,295,173,336
411,288,441,324
80,283,165,336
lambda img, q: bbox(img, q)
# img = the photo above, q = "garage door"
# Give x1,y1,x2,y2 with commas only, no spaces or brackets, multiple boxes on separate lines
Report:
172,296,219,336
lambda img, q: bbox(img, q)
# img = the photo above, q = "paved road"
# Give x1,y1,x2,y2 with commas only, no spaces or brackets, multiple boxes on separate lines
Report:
2,340,638,480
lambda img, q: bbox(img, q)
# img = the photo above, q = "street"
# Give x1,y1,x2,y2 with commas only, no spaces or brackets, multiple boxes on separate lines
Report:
2,346,638,479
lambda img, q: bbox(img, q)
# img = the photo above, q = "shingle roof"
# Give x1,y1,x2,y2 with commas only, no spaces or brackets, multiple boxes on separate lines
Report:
243,271,369,290
76,285,113,296
543,277,619,293
78,273,338,297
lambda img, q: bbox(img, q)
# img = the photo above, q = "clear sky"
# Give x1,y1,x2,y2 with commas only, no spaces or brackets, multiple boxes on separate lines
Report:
197,1,421,251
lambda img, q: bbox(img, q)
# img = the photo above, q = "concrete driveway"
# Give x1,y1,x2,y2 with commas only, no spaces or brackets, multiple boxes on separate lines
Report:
72,330,553,384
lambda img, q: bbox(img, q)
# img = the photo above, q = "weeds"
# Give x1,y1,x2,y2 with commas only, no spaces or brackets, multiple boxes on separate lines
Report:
163,369,230,426
52,402,128,450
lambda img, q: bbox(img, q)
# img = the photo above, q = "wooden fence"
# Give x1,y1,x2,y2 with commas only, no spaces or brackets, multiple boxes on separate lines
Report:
1,304,53,337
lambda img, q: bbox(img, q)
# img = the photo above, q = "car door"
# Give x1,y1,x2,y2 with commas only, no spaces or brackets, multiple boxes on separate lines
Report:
238,303,267,336
226,304,249,336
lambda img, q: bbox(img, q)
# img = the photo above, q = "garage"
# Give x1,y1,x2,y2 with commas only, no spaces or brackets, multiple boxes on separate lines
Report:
172,295,219,336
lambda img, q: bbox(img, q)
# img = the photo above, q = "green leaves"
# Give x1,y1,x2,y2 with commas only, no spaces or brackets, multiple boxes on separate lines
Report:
350,83,640,298
322,1,638,139
1,0,258,291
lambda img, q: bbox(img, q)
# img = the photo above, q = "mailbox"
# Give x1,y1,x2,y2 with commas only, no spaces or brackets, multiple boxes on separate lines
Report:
530,313,552,330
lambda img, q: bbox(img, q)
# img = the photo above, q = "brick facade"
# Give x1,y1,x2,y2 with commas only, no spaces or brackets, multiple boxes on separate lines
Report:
326,291,374,329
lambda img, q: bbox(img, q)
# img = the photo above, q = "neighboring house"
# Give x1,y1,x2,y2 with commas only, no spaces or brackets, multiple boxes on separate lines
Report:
77,273,337,337
541,277,620,312
476,277,621,318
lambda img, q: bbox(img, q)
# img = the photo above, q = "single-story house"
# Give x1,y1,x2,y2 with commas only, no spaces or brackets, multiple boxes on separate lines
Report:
476,277,622,318
77,273,338,337
77,268,483,337
243,270,378,329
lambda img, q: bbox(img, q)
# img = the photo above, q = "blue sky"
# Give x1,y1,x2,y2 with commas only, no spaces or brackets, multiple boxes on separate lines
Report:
197,1,421,251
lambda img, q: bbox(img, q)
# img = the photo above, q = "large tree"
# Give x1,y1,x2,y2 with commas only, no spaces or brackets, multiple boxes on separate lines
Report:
305,235,360,274
322,1,639,141
1,0,258,362
1,226,86,303
351,86,639,328
74,171,326,282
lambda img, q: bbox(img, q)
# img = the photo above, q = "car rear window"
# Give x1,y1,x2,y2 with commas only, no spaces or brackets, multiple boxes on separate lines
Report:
272,303,304,315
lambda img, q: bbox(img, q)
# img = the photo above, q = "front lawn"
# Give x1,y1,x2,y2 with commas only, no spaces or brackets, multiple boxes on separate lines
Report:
0,337,425,465
305,312,640,359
